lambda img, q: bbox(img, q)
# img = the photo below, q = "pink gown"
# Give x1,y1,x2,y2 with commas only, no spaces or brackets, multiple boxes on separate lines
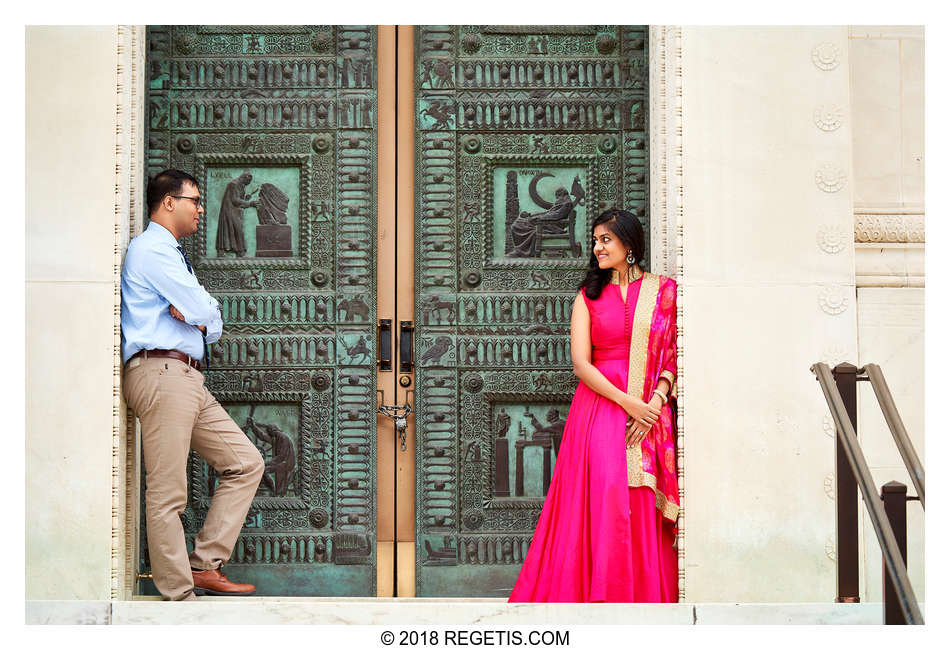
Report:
509,277,679,603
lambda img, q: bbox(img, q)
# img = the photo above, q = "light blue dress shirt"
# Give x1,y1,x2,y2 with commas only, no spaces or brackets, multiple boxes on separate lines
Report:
121,221,223,363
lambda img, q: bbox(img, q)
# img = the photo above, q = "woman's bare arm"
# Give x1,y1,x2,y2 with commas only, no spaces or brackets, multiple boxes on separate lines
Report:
570,292,659,424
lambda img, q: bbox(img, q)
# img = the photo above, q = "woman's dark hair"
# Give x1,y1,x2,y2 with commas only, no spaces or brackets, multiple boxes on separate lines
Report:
579,208,646,300
146,168,200,216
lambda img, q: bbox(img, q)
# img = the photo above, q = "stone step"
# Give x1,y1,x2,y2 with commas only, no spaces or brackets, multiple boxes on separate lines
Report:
28,599,888,625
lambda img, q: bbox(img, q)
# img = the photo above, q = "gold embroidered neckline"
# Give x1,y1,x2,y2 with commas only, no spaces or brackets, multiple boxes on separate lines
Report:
609,265,643,285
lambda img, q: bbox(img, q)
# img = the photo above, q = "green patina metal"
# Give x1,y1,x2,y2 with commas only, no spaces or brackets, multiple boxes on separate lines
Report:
413,25,650,597
143,25,379,596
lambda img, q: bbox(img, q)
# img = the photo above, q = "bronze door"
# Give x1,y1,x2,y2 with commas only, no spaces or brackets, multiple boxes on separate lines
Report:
139,24,648,598
406,25,650,597
142,25,386,596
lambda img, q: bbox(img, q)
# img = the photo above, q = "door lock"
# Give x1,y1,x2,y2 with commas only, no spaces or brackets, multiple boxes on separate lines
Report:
377,389,413,451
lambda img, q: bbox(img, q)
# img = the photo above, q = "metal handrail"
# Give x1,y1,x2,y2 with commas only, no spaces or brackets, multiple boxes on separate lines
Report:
860,364,925,509
810,362,923,625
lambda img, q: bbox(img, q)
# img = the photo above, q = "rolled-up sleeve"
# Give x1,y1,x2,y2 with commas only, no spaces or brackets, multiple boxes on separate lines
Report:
201,294,223,344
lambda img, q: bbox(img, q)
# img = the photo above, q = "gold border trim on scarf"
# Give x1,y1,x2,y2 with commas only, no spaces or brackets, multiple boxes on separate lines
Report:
623,272,679,522
625,272,659,483
627,471,680,522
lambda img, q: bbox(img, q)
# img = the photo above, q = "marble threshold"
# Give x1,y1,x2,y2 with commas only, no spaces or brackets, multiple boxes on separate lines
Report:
27,599,888,625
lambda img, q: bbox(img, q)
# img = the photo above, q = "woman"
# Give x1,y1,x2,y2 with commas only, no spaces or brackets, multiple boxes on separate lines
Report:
508,208,679,603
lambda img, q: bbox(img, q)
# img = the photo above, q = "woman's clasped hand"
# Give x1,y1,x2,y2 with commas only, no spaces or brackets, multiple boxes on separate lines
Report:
621,394,661,447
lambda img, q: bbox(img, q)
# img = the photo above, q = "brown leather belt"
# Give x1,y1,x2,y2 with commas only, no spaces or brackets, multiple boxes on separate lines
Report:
129,348,201,371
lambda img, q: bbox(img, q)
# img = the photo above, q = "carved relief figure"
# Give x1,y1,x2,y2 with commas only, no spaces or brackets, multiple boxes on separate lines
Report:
240,269,263,290
419,59,434,87
245,410,296,497
241,135,265,153
245,35,262,53
338,296,370,322
420,59,452,88
419,294,456,324
532,373,553,389
361,98,372,126
215,171,257,257
341,57,351,87
508,187,575,257
314,200,331,221
344,335,371,363
504,172,585,258
420,100,453,130
254,183,290,225
419,336,452,365
495,408,512,438
463,440,482,462
528,407,566,454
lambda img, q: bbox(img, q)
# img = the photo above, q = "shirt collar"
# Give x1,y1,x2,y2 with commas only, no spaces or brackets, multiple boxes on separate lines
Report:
146,220,180,245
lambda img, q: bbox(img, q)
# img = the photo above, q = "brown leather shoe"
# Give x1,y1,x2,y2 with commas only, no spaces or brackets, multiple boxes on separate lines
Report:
191,568,256,596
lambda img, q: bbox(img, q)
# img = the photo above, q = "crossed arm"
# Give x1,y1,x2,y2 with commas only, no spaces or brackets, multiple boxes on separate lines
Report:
139,243,223,342
168,305,206,333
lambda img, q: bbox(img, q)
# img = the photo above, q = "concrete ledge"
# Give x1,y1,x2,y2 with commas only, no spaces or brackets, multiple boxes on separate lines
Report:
694,602,881,624
855,243,924,287
25,600,111,625
28,599,887,625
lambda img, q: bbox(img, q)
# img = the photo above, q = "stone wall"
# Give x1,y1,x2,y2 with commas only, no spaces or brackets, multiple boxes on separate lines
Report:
25,26,120,600
680,26,856,601
849,26,925,602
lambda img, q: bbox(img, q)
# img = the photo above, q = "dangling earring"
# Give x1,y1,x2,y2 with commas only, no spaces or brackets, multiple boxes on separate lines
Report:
625,250,634,264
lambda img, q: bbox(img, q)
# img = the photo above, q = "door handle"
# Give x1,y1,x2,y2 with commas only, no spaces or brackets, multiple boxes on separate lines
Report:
399,320,414,374
378,319,392,371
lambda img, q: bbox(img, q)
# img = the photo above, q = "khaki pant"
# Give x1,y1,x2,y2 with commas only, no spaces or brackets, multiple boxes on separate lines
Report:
123,356,264,601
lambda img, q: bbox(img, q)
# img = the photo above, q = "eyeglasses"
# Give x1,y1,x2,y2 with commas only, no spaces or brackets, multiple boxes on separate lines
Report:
170,195,203,208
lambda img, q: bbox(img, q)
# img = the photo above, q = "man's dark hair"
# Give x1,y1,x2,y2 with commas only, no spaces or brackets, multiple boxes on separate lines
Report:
146,169,200,215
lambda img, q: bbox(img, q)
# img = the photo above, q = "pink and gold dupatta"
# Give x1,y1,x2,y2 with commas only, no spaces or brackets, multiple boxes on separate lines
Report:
625,272,679,524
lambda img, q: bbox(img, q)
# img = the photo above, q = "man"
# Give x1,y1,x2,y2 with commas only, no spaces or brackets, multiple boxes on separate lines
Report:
121,169,264,601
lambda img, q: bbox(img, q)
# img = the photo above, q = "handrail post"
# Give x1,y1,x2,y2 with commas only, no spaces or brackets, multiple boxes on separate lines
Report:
882,481,909,625
832,363,860,603
811,362,923,623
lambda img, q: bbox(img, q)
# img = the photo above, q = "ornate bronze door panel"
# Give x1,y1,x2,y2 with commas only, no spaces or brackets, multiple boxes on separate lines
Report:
143,25,381,596
411,25,650,597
